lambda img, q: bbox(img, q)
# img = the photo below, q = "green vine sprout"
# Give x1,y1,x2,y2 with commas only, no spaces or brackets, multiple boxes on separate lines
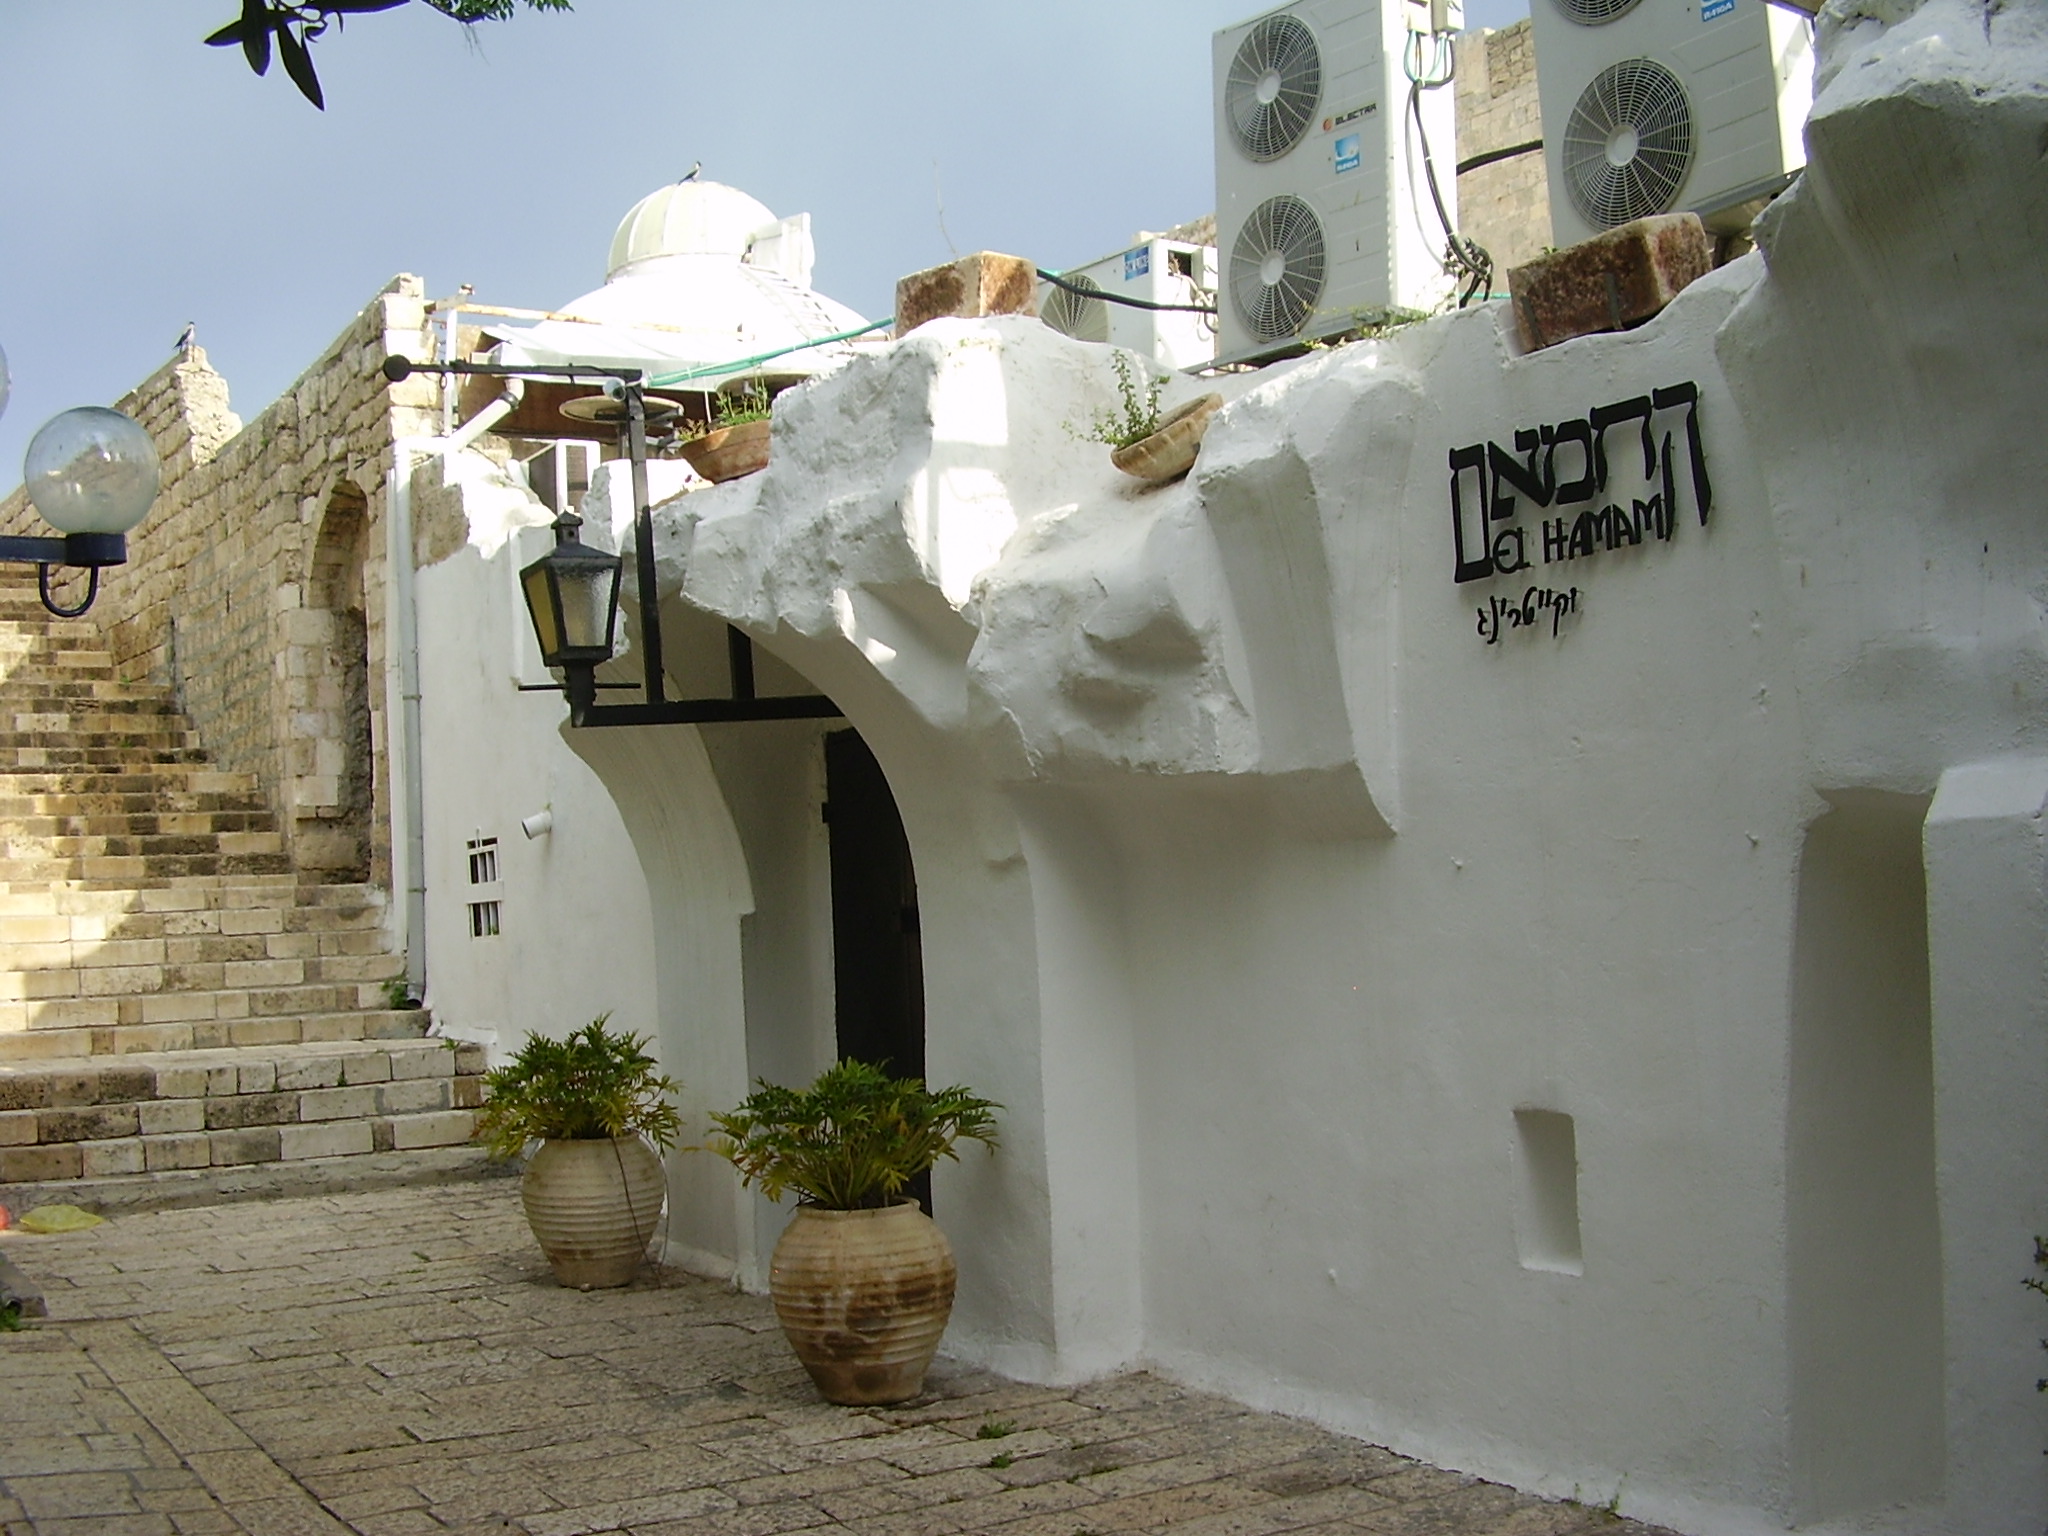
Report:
708,1059,999,1210
686,381,774,442
1072,351,1166,451
470,1014,682,1160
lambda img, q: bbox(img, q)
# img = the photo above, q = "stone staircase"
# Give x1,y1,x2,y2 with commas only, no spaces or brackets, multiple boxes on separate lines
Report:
0,571,492,1208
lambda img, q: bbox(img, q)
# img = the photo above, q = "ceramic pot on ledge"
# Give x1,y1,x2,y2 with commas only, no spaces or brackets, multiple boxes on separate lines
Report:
679,418,772,483
1111,393,1223,483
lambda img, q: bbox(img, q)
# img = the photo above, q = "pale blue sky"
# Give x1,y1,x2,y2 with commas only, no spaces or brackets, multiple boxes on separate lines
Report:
0,0,1529,489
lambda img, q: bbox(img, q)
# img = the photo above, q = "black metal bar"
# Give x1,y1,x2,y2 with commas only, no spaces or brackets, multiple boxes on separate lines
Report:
0,533,124,568
516,681,638,693
726,626,756,702
383,356,644,385
575,695,844,728
1456,138,1544,176
626,390,667,708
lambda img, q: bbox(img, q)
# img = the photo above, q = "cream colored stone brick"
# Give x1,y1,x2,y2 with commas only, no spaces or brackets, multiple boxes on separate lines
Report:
280,1120,373,1160
144,1132,213,1171
0,1109,38,1145
138,1098,205,1136
387,1110,474,1150
80,1136,145,1176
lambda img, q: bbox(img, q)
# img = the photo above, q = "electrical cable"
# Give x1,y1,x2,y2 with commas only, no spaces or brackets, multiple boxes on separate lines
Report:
647,317,893,389
1457,138,1543,176
1402,29,1495,310
1037,268,1218,315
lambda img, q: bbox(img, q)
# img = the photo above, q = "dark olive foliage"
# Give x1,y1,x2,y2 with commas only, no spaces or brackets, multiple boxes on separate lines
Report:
206,0,574,109
709,1059,1000,1211
470,1014,682,1161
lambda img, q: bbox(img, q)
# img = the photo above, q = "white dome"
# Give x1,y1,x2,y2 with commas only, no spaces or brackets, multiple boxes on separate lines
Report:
608,180,777,276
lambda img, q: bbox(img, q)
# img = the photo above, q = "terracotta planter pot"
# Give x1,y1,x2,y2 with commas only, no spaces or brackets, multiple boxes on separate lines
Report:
679,418,772,484
520,1135,665,1289
1111,393,1223,483
769,1201,956,1405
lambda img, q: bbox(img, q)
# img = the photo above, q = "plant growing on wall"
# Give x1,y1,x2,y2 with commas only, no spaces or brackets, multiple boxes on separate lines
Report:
1074,351,1165,452
684,383,775,444
205,1,573,109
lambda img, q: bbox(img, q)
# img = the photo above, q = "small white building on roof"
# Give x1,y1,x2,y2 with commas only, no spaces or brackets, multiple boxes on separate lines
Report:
486,177,883,393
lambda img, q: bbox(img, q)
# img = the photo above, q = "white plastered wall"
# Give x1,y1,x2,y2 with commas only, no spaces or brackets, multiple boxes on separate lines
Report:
536,5,2048,1532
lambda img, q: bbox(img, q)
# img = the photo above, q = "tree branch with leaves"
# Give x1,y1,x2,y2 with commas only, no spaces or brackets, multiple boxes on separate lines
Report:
207,0,574,110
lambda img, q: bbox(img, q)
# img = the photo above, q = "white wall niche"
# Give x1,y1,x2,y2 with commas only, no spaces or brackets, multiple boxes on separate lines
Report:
1512,1108,1584,1277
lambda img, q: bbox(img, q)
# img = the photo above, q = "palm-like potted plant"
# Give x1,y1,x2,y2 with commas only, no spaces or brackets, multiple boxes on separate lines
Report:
678,381,775,484
472,1015,682,1290
709,1059,999,1404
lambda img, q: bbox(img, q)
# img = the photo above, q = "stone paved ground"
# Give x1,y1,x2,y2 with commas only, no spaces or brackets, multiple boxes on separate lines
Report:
0,1180,1676,1536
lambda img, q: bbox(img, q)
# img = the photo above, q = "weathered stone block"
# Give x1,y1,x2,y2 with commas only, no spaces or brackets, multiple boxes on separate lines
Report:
895,252,1038,337
388,1048,454,1081
203,1092,297,1130
144,1132,213,1171
79,1137,144,1176
387,1110,474,1150
0,1141,81,1180
279,1121,373,1160
137,1098,205,1136
1506,213,1710,352
0,1108,39,1144
39,1104,140,1142
377,1079,451,1116
209,1127,282,1166
299,1084,378,1121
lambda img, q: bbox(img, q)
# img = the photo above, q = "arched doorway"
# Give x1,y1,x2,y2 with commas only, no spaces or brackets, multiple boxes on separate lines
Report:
824,727,929,1206
294,483,374,882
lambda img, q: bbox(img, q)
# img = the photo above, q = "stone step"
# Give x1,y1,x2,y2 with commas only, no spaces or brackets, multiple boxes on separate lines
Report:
0,1007,429,1063
0,1036,482,1162
0,1144,511,1216
0,873,306,915
0,901,382,946
0,852,296,884
0,921,393,974
0,830,284,859
0,795,270,822
0,747,211,770
0,948,401,999
0,811,276,838
0,961,405,1018
0,687,176,709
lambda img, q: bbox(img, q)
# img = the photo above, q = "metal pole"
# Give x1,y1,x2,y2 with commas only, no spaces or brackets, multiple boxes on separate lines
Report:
625,387,666,707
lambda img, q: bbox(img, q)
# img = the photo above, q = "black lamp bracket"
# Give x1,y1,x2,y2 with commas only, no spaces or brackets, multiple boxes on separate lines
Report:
384,355,841,730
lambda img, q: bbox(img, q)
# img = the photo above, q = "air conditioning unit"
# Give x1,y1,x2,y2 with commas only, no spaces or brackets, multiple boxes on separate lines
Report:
1530,0,1816,248
1037,237,1218,371
1213,0,1459,367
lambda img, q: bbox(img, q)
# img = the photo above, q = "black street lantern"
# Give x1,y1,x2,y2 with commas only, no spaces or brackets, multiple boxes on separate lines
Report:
520,511,621,711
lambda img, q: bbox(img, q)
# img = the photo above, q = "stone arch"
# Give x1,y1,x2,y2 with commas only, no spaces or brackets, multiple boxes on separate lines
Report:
290,480,375,882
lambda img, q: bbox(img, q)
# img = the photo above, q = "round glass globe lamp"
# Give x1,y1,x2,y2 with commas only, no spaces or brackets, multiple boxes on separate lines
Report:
24,407,159,536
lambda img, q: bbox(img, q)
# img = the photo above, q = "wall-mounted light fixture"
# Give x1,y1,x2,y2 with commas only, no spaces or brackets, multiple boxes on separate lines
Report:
380,352,841,730
519,809,554,840
0,344,160,617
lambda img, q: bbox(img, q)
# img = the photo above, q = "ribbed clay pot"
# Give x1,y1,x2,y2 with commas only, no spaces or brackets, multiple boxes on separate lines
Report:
520,1135,665,1289
1110,393,1222,483
770,1201,956,1405
679,418,772,483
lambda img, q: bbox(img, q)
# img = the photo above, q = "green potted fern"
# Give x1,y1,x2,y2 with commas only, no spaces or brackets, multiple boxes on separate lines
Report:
472,1015,682,1289
709,1060,999,1404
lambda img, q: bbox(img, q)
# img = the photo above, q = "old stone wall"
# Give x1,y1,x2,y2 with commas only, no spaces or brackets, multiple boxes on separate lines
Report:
0,277,438,888
1455,20,1550,277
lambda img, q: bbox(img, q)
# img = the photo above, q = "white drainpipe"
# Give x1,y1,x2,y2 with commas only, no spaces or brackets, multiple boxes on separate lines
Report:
387,378,524,1003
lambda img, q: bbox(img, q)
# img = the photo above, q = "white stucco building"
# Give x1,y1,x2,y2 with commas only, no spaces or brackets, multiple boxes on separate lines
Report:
416,6,2039,1533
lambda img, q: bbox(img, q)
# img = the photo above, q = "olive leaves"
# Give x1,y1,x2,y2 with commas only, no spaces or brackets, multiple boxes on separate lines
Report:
206,0,574,110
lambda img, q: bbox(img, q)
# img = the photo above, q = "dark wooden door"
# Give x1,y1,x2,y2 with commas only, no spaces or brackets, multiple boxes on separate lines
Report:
823,729,929,1210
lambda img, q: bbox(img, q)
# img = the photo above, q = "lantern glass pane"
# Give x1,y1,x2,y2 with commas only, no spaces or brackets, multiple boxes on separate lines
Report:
558,563,614,653
521,561,562,661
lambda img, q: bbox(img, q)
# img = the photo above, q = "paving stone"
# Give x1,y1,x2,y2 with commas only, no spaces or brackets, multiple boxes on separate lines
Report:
0,1182,1683,1536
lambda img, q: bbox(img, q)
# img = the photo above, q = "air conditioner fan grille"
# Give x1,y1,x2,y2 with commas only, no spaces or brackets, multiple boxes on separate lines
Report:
1042,275,1110,345
1230,194,1327,343
1225,14,1322,163
1548,0,1644,23
1562,58,1695,229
